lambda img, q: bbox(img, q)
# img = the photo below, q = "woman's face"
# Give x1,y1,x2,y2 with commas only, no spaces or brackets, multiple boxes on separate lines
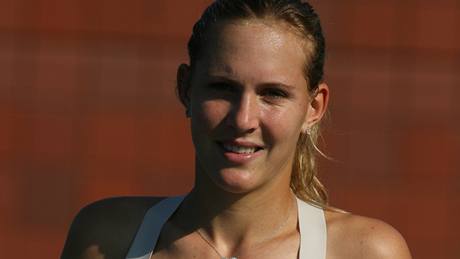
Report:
181,20,322,193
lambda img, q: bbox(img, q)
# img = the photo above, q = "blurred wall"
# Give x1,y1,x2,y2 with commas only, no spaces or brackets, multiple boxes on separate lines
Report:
0,0,459,258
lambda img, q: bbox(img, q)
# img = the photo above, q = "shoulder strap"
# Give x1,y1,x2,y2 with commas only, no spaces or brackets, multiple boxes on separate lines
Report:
297,197,327,259
125,196,185,259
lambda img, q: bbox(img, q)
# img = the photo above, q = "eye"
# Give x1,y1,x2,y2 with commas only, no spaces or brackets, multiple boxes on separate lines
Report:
260,88,289,99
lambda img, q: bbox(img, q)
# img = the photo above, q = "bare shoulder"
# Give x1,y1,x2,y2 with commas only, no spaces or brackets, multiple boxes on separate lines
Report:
325,210,412,259
61,196,165,259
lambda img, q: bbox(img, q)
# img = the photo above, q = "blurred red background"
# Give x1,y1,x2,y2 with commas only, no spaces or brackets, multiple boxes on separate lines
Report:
0,0,459,258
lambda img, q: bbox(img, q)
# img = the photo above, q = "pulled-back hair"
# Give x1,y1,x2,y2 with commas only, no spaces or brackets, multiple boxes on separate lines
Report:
185,0,328,208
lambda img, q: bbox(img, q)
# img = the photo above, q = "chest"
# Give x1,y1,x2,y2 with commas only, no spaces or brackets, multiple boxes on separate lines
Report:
126,197,326,259
151,230,301,259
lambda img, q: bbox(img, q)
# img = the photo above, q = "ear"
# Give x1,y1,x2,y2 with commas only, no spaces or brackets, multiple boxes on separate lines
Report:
302,83,329,132
177,64,192,116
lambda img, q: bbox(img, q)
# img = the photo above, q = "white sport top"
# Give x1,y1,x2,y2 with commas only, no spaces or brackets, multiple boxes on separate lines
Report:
126,196,326,259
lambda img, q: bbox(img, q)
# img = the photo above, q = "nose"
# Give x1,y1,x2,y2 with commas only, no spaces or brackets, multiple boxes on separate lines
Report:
226,92,260,134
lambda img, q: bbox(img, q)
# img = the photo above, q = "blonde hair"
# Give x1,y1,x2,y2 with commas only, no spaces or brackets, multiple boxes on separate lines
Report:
291,122,329,208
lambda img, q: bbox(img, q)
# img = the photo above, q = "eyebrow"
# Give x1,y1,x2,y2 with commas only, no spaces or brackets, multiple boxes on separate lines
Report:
207,75,296,90
207,75,242,87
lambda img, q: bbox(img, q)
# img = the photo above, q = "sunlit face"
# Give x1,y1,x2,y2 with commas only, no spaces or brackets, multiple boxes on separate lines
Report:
185,20,315,193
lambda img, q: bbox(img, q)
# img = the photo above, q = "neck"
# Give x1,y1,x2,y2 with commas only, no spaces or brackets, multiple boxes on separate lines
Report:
172,178,296,256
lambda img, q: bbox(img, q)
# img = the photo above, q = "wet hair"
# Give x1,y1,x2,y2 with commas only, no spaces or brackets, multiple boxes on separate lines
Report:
185,0,328,208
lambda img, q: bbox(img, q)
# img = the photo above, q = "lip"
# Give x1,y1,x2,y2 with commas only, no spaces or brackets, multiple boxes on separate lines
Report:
217,140,264,164
221,139,264,148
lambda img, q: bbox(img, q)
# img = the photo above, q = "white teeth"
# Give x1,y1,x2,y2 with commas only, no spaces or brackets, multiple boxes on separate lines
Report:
223,144,257,154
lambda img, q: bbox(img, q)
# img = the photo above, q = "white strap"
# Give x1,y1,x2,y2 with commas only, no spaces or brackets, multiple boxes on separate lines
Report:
125,196,185,259
297,197,327,259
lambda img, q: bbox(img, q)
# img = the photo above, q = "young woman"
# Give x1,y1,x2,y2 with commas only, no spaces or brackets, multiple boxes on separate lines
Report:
62,1,412,258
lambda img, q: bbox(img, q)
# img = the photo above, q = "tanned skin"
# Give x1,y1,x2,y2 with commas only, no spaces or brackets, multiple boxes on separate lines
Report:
61,197,412,259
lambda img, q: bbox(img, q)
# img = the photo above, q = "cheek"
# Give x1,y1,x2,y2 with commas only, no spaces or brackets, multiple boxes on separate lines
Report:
193,99,230,130
261,107,306,141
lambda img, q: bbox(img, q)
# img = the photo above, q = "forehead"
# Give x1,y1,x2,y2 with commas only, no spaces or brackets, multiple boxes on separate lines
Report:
196,19,311,82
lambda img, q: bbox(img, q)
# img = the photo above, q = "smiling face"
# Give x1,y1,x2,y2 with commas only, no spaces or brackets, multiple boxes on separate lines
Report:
180,20,317,194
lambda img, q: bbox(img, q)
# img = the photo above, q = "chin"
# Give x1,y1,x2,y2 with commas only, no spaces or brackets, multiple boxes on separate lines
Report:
213,168,260,194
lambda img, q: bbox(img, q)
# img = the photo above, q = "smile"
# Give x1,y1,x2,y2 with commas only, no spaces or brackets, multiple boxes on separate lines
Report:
222,144,260,154
217,140,264,164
